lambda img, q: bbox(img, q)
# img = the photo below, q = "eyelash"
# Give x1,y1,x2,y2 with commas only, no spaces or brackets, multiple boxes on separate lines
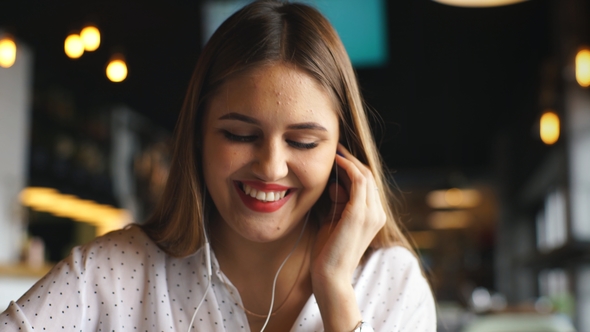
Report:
222,131,318,150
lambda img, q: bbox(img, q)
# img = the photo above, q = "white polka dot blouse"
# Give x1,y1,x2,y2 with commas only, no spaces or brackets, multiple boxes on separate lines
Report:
1,226,436,331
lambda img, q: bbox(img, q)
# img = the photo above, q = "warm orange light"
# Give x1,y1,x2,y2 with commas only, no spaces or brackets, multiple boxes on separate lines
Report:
540,111,560,145
19,187,130,236
426,188,481,209
106,57,127,82
576,49,590,87
433,0,527,7
428,211,472,229
19,187,60,210
80,26,100,51
409,231,437,249
0,36,17,68
64,34,84,59
445,188,464,206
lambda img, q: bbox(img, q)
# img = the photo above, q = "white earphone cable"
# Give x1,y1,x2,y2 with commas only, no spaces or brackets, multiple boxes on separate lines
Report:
187,243,211,331
259,210,310,332
187,187,212,332
187,180,318,331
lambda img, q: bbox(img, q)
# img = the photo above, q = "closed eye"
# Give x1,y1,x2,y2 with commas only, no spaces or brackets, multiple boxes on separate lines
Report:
223,130,318,149
287,140,318,149
223,131,257,142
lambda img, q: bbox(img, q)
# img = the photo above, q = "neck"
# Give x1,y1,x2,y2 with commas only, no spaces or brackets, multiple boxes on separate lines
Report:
209,211,312,282
209,211,315,327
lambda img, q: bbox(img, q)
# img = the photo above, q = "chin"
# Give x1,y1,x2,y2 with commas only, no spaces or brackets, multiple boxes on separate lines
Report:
224,209,305,244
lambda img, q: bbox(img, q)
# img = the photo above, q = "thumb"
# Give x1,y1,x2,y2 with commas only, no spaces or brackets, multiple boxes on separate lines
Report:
324,182,348,225
328,182,348,204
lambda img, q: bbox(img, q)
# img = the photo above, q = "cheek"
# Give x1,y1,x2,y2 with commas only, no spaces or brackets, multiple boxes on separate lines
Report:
293,152,334,189
203,137,251,178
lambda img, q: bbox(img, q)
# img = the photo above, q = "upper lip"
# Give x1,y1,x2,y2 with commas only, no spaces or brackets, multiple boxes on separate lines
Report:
238,180,292,191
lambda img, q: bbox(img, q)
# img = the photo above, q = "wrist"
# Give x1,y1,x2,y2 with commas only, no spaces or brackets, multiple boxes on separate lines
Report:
351,321,375,332
312,278,361,332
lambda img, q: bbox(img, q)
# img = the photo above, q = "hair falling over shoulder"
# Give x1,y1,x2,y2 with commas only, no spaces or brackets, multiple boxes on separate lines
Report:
140,0,413,258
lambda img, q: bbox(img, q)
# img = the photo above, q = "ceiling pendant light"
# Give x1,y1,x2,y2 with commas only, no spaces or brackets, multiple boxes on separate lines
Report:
64,33,84,59
540,111,560,145
433,0,528,8
80,25,101,52
0,35,16,68
576,48,590,87
106,54,128,82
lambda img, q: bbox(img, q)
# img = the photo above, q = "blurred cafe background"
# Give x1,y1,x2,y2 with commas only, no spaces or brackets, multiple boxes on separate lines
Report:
1,0,589,331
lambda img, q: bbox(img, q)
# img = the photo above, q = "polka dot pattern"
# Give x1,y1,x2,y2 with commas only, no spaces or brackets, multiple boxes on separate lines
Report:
0,226,435,331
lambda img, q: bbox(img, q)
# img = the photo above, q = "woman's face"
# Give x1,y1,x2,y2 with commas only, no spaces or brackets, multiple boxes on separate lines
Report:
202,63,339,243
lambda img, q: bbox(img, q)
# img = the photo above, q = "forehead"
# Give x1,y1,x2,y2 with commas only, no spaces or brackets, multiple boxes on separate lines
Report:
206,63,338,125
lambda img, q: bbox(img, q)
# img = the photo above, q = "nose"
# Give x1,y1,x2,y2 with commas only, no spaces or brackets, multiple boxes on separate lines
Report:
252,139,289,182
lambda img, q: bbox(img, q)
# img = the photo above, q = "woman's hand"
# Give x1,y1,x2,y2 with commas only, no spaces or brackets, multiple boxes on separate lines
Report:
310,143,386,331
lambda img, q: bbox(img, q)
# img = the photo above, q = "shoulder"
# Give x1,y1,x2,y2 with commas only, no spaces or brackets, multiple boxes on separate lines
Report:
76,225,161,262
84,225,158,253
356,245,425,283
9,226,167,329
367,245,422,267
353,246,436,330
57,225,166,278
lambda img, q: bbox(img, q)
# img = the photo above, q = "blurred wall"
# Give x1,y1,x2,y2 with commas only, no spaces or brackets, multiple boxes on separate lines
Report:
0,42,32,263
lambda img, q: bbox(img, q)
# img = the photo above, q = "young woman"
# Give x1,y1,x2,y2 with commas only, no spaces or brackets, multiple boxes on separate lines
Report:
1,1,435,331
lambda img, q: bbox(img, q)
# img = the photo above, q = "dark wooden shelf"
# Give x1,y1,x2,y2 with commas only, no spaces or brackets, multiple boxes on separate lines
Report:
516,241,590,269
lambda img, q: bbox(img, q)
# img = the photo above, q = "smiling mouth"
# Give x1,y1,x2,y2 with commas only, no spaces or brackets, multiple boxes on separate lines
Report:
238,182,290,203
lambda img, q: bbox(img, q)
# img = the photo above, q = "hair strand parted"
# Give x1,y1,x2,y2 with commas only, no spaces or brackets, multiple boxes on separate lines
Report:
140,0,412,257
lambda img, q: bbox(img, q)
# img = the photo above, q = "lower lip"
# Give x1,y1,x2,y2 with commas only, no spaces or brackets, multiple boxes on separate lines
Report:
234,182,293,213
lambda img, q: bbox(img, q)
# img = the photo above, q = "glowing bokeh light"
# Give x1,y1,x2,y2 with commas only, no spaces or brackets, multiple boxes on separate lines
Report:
0,37,17,68
428,211,472,229
106,58,127,82
80,26,100,51
540,111,560,145
64,34,84,59
576,49,590,87
426,188,481,209
445,188,464,206
409,231,437,249
19,187,130,236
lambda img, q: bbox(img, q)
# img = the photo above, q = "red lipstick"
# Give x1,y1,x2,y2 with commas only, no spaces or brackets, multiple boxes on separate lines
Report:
240,180,290,191
234,181,294,213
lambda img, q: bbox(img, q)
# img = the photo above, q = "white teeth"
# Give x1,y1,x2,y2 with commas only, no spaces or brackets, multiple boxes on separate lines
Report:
256,191,266,201
249,188,258,198
241,183,288,202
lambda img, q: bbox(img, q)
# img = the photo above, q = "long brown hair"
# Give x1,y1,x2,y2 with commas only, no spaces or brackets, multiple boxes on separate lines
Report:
141,0,412,257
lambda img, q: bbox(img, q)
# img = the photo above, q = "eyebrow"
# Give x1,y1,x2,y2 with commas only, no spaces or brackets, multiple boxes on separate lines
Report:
219,112,259,125
218,112,327,131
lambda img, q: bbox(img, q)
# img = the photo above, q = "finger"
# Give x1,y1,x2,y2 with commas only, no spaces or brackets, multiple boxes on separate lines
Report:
337,144,386,235
324,183,348,227
334,154,367,215
333,163,352,195
337,144,379,206
325,201,346,227
328,182,349,204
336,143,372,177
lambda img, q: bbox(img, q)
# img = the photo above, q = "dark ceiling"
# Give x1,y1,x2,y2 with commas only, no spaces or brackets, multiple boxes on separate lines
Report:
1,0,552,175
